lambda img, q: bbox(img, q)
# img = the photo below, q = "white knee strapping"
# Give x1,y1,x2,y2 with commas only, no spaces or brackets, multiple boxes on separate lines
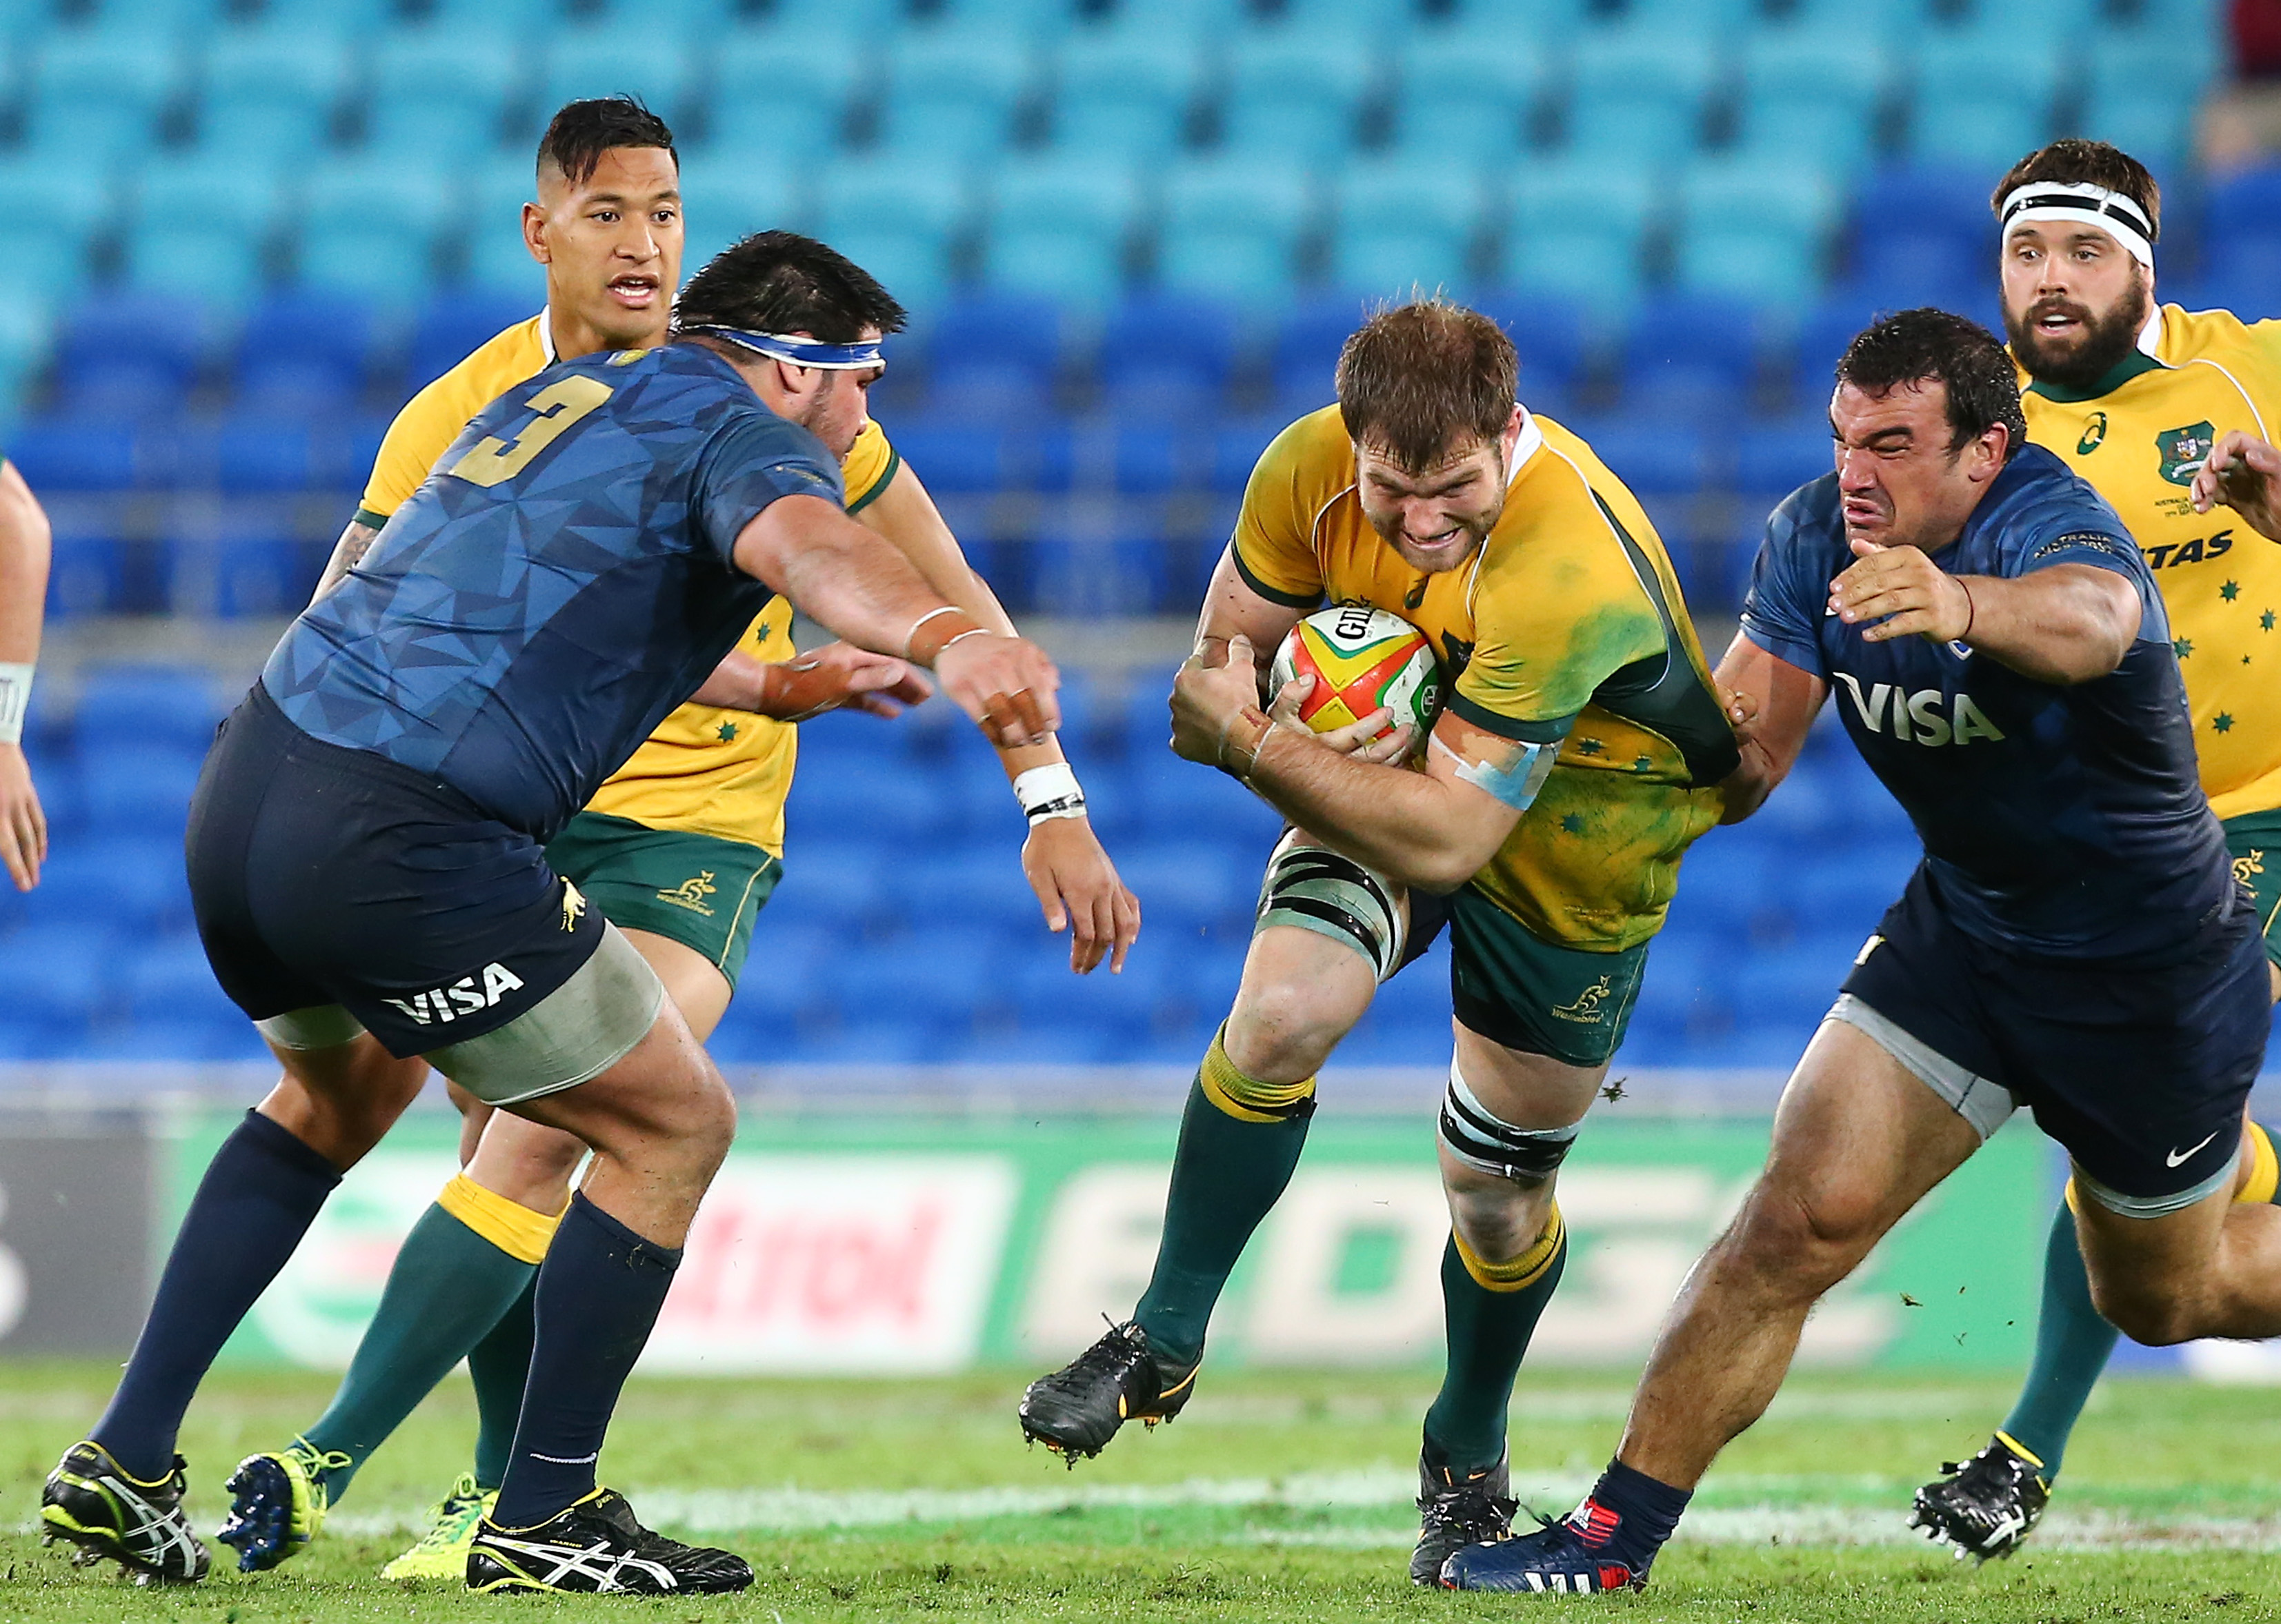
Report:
1437,1056,1581,1181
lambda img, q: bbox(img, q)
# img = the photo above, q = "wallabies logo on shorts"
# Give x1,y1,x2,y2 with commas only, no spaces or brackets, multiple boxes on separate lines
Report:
1551,975,1614,1024
657,871,719,916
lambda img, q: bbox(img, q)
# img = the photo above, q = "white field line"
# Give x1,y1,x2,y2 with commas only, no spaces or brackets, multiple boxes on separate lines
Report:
315,1471,2281,1552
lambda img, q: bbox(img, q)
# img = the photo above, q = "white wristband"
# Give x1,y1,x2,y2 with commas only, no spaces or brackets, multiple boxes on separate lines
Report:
1013,762,1087,825
0,662,30,747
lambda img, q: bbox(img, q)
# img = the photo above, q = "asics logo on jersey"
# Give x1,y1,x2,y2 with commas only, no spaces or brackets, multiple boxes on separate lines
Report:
381,963,526,1027
2166,1130,2222,1168
2076,412,2106,454
1831,674,2007,748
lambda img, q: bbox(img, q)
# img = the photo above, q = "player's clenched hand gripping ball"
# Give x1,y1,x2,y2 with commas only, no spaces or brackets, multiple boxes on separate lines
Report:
1268,604,1442,753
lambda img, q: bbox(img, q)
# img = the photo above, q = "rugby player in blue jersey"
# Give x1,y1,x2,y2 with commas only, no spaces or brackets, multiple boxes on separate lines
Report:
1441,309,2281,1594
35,251,1058,1595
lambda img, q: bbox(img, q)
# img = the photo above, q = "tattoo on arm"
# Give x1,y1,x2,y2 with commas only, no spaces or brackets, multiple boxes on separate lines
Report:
310,521,380,604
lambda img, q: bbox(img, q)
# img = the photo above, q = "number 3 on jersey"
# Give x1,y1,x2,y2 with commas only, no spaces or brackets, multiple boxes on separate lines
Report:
448,373,615,488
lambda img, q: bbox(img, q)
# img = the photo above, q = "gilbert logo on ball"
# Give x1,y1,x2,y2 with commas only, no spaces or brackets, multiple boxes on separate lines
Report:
1270,604,1442,739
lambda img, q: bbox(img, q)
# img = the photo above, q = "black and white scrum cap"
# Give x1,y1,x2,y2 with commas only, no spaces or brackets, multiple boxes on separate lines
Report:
1998,181,2155,268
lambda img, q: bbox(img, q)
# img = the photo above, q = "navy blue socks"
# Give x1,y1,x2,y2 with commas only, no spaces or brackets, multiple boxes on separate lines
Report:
93,1110,341,1482
490,1194,681,1528
1573,1458,1691,1575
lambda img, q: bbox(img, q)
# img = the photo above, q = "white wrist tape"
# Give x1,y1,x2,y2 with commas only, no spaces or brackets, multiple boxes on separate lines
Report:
1013,762,1087,825
0,662,30,746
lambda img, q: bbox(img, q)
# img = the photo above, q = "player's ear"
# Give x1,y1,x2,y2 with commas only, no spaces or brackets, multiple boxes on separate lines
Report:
521,201,550,266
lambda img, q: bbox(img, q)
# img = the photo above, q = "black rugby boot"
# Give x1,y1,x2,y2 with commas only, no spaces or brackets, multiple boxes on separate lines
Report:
1910,1434,2049,1561
39,1441,211,1585
1017,1319,1198,1464
465,1488,752,1594
1412,1448,1515,1585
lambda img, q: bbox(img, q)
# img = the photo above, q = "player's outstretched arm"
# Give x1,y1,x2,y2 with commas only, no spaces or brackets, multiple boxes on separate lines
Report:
732,492,1059,750
1711,632,1825,825
308,518,381,603
2191,430,2281,543
1829,541,2140,685
1170,634,1526,892
0,459,48,891
856,463,1139,974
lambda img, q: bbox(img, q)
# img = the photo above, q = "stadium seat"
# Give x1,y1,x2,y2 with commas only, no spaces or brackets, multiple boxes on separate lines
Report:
234,291,377,411
877,26,1037,163
423,0,570,30
17,836,193,934
708,26,868,161
81,748,204,836
170,526,320,617
363,26,522,166
1211,414,1284,492
1029,533,1175,615
1731,28,1888,177
920,292,1066,419
0,157,114,301
461,158,551,296
1218,26,1376,166
535,26,695,124
2200,167,2281,296
817,158,971,314
1573,417,1712,500
14,430,138,503
0,927,112,1029
1330,159,1482,299
75,664,224,757
933,0,1079,37
1279,0,1428,31
2080,25,2216,176
1156,157,1313,306
1387,23,1541,163
1470,290,1590,402
1675,159,1839,305
295,159,455,302
1268,294,1369,409
259,0,395,28
22,28,183,162
1735,416,1836,510
1905,26,2060,172
52,295,212,419
983,154,1140,312
121,936,242,1027
677,159,801,273
839,930,999,1024
766,0,905,34
1045,29,1201,161
1562,27,1716,169
404,290,541,390
195,23,350,160
1501,159,1653,311
1097,292,1241,414
1620,292,1766,417
125,154,284,304
1840,166,1991,314
1616,0,1760,34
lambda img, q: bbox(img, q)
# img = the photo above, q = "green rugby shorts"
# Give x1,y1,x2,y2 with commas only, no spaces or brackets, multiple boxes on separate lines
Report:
544,811,780,991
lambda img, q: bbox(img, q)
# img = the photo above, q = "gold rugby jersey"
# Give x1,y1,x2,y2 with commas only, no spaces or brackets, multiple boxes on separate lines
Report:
352,312,900,854
2020,304,2281,821
1233,405,1737,950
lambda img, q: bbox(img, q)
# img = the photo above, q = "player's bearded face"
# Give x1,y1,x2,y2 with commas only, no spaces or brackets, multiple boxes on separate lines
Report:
1355,434,1508,573
784,336,884,459
2001,223,2152,395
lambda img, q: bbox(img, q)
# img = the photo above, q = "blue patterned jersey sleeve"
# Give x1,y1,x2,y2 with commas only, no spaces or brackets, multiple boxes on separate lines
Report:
1738,483,1831,679
695,413,846,571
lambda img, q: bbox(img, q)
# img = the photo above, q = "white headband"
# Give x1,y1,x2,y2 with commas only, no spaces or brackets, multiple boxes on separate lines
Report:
1998,181,2155,269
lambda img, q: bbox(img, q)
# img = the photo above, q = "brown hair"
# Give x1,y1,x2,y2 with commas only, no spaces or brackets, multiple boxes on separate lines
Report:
1991,139,2161,241
1335,298,1517,472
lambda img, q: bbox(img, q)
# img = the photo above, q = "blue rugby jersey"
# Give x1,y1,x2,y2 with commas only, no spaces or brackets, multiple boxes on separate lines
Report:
1741,444,2238,966
262,343,843,840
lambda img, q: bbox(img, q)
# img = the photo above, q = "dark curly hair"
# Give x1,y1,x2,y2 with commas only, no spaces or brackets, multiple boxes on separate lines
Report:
1835,308,2027,462
675,230,908,345
537,96,676,186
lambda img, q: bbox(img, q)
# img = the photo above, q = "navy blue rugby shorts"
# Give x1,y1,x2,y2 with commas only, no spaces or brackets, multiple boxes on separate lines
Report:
1835,865,2271,1213
184,684,606,1058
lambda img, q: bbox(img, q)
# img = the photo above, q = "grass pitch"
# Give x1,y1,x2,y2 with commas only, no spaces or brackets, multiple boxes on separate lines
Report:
3,1363,2281,1621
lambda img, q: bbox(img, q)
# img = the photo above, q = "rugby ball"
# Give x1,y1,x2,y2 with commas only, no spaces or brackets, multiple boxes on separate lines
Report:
1268,604,1442,739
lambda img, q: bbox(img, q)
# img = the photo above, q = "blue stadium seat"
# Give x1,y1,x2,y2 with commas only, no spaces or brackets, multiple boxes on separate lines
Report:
1735,417,1835,508
1268,294,1368,409
2200,168,2281,294
81,0,233,27
2081,26,2214,176
296,159,455,301
1620,291,1764,417
1091,0,1247,37
196,23,350,159
877,26,1036,162
406,290,541,389
1106,841,1249,935
121,936,241,1027
535,26,695,123
1097,292,1241,414
894,849,1051,936
1573,417,1712,499
677,159,800,272
1471,290,1588,404
125,154,283,303
787,755,955,846
983,154,1139,312
1616,0,1760,33
461,159,550,296
1331,159,1482,299
1675,159,1838,304
839,929,999,1023
52,295,212,419
1046,30,1200,161
1906,27,2060,172
197,414,350,494
766,0,905,34
23,28,183,161
364,26,522,166
1840,166,1991,313
933,0,1079,37
817,158,970,313
0,301,50,415
1280,0,1427,31
708,26,868,161
920,292,1066,419
16,432,138,504
234,291,375,411
1501,159,1653,311
17,837,192,933
755,843,881,936
1388,24,1540,163
1128,748,1284,849
1219,26,1375,166
1156,157,1313,305
1731,28,1888,176
1002,946,1171,1042
259,0,395,28
877,419,1018,494
0,926,112,1029
171,527,320,617
81,749,204,835
1211,414,1283,492
1562,27,1715,168
424,0,570,30
76,663,224,756
1029,534,1175,615
0,157,112,302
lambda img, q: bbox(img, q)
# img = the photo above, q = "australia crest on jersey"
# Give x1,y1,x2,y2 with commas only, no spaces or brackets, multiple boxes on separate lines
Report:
2156,420,2216,486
